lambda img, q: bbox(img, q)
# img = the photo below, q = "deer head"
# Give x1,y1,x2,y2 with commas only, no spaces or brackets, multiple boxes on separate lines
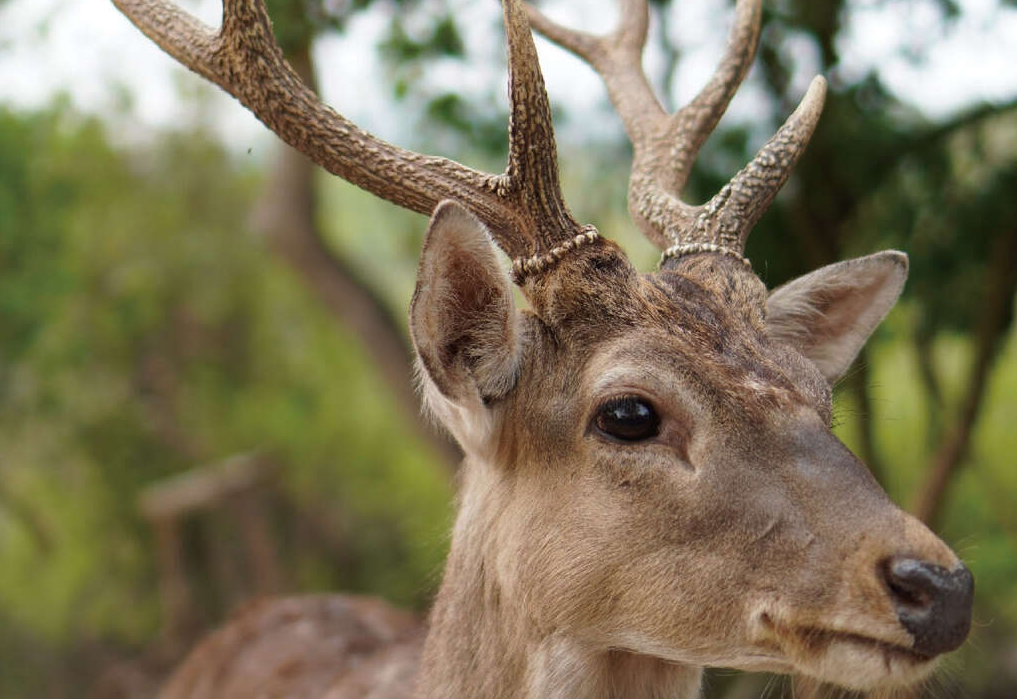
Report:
115,0,973,695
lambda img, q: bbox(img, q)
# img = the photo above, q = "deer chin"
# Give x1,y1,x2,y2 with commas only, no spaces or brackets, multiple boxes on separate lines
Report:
753,614,938,691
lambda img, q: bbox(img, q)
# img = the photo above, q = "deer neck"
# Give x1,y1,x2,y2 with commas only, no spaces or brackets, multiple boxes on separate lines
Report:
416,460,703,699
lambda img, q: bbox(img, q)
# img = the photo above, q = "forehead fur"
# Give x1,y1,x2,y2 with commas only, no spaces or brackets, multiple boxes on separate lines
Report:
661,252,768,315
525,245,768,331
520,246,830,425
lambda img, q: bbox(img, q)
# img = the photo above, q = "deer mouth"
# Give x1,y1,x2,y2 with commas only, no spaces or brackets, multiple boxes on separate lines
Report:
757,613,937,689
787,625,938,690
793,626,934,665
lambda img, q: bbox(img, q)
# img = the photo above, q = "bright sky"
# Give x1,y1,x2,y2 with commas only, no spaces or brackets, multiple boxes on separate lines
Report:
1,0,1016,154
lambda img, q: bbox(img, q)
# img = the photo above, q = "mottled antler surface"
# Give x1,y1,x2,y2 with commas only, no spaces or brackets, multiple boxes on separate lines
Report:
525,0,826,256
113,0,588,263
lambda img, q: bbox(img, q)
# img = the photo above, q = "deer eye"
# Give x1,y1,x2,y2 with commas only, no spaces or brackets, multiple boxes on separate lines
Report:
595,396,660,442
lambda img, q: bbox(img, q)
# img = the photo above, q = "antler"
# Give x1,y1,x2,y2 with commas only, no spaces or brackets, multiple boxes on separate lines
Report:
112,0,590,266
525,0,826,258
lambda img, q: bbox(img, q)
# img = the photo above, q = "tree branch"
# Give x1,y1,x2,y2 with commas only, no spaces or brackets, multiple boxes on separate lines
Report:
912,226,1017,525
858,97,1017,226
913,328,945,448
895,96,1017,164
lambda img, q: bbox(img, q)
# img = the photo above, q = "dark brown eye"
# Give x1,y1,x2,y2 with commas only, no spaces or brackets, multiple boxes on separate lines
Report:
595,396,660,442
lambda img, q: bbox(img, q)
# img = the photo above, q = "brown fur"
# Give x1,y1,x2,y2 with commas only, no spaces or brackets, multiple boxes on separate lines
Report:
412,231,956,698
159,596,421,699
159,209,963,699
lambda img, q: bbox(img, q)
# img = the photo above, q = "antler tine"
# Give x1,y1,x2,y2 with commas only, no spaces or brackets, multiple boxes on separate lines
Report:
691,76,827,252
113,0,588,262
528,0,827,257
113,0,220,81
502,0,589,255
524,0,647,60
525,0,665,141
649,76,827,257
665,0,763,195
521,5,600,73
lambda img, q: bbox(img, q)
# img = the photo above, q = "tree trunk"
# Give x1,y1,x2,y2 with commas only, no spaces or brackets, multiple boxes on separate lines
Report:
912,227,1017,525
914,328,944,448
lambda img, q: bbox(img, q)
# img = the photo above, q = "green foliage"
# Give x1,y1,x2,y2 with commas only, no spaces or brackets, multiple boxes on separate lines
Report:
375,2,508,157
263,0,462,81
264,0,353,52
379,14,464,62
0,103,450,695
0,108,79,363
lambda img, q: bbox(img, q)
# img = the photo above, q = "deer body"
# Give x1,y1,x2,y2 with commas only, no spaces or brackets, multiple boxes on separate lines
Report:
114,0,975,696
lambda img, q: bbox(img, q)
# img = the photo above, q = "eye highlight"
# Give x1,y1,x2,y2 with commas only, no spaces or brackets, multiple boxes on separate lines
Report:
595,396,661,442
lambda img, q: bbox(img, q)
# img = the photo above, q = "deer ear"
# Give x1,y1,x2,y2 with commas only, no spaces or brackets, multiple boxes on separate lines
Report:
410,201,520,407
766,251,908,383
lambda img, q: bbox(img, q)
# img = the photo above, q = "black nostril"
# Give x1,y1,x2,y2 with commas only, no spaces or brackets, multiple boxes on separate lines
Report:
881,557,974,657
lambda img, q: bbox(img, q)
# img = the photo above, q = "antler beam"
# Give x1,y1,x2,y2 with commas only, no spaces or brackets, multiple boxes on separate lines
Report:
526,0,826,255
113,0,587,260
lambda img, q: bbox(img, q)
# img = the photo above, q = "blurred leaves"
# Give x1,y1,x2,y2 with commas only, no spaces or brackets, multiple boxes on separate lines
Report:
379,14,464,62
0,102,450,696
421,92,508,156
0,108,75,364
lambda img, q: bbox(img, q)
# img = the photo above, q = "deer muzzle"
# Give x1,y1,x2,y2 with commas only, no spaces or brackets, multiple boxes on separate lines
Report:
880,556,974,657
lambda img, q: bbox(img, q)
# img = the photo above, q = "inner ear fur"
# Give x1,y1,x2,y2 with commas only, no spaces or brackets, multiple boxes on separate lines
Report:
766,251,908,383
409,201,520,406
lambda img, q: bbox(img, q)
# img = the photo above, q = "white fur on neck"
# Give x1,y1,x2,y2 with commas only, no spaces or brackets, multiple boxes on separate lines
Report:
417,452,704,699
527,635,702,699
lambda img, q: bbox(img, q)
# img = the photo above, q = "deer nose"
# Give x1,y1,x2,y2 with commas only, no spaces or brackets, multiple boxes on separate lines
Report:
881,557,974,656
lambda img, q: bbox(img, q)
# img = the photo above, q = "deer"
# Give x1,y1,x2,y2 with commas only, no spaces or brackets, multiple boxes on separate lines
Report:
113,0,974,697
